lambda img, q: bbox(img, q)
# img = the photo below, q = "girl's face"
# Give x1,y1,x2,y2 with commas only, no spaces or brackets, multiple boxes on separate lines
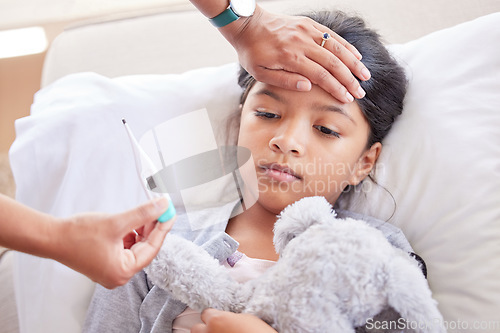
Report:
238,81,381,214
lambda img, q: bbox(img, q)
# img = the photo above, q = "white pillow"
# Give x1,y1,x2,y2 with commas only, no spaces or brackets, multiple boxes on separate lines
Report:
337,12,500,330
9,13,500,333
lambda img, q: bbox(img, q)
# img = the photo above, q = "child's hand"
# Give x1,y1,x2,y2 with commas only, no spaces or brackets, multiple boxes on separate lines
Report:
191,309,277,333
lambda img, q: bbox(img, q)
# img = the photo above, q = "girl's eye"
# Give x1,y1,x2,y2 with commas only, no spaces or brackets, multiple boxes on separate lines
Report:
255,111,280,119
313,125,341,138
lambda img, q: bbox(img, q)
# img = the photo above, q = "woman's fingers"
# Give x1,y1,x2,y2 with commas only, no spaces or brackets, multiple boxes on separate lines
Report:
307,25,370,99
229,10,371,103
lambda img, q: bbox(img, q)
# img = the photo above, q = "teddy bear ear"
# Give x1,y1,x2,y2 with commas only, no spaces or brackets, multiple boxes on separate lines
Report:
273,196,335,255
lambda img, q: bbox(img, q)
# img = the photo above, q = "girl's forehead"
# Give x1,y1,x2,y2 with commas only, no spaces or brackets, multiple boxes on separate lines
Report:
246,82,365,122
248,81,343,105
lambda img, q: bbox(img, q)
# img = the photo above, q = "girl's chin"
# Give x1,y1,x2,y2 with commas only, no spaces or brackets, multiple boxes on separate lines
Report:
256,191,303,214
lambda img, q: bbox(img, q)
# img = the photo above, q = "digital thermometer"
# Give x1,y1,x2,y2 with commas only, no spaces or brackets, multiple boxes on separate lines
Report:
122,118,176,222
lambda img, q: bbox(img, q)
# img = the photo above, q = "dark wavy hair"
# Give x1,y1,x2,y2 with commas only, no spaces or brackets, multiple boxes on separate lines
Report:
237,10,407,148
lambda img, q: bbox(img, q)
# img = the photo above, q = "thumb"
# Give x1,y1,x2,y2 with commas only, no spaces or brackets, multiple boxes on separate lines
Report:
119,197,170,234
129,216,175,269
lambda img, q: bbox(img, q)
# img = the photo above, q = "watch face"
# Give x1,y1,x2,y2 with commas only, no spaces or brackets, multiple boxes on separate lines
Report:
230,0,256,17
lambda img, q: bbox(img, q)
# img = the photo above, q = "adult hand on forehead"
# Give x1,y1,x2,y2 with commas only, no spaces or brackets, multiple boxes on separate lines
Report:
220,5,371,103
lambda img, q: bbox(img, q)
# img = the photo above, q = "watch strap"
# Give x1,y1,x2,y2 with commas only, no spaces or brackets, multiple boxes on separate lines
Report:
209,7,239,28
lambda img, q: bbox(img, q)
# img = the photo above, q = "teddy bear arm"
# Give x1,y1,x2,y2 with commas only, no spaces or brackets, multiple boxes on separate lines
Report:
385,254,445,333
145,234,242,312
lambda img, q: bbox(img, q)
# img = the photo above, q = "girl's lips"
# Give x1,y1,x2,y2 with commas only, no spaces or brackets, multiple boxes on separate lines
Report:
260,163,301,182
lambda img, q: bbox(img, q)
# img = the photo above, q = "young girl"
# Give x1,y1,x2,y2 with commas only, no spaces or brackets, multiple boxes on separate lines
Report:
83,10,413,333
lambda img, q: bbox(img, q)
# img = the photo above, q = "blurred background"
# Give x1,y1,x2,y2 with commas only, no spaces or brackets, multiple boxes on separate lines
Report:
0,0,196,192
0,0,195,199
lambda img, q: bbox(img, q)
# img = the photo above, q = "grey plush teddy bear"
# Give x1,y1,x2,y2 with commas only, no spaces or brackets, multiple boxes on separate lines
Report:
145,196,445,333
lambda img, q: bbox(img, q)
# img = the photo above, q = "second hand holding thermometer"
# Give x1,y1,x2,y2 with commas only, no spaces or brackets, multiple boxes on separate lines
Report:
122,119,176,223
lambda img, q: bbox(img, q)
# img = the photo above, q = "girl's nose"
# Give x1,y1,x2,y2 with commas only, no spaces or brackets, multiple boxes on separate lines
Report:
268,121,306,156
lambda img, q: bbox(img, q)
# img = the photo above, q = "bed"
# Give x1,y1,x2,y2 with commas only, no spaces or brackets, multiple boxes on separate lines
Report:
7,0,500,332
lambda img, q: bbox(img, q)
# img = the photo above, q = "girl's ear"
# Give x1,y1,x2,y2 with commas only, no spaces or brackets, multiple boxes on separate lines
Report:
349,142,382,186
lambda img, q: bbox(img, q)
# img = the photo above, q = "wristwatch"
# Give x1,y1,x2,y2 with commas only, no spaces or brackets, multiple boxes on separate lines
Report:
209,0,256,28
